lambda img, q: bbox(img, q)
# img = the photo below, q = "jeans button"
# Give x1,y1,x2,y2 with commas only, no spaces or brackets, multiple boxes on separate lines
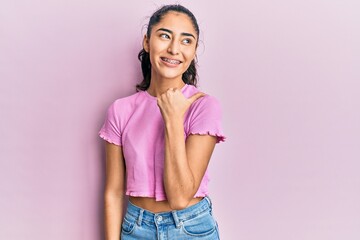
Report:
157,215,163,222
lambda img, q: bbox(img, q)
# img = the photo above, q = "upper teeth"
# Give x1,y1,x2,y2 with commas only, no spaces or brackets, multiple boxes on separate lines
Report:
162,57,180,64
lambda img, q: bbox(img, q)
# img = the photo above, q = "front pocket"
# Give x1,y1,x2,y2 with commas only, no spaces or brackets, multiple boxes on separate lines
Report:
181,211,217,237
121,215,137,235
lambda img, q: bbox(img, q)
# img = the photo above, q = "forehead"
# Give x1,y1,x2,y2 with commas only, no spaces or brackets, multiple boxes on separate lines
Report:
153,11,197,35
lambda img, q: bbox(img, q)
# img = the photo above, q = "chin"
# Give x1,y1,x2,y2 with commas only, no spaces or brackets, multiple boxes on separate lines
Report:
159,71,184,80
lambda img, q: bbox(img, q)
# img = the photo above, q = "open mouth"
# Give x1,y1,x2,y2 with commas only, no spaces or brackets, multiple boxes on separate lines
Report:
160,57,182,65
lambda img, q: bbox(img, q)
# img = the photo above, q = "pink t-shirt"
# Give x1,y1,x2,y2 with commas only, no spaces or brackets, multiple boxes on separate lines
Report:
98,84,226,201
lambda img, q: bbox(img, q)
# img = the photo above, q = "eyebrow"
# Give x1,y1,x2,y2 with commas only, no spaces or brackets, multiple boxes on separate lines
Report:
156,28,196,40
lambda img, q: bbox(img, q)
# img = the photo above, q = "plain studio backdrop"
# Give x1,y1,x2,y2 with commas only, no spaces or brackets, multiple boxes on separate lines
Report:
0,0,359,239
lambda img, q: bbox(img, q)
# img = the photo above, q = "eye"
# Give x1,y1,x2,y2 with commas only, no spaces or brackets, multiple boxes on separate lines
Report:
160,33,170,39
182,38,192,45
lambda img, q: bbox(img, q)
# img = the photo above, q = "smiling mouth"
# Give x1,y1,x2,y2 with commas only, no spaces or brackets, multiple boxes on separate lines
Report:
160,57,182,65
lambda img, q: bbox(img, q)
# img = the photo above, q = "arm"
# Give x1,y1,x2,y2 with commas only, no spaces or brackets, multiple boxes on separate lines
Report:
157,88,216,209
164,123,217,209
104,142,126,240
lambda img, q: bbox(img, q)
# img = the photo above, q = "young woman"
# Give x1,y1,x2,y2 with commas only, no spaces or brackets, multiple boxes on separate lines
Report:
99,4,226,240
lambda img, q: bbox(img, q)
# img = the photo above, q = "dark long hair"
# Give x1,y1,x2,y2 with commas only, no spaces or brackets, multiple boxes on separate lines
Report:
136,4,200,91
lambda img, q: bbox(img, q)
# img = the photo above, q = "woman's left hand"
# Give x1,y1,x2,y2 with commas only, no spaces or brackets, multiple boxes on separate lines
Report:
157,88,206,122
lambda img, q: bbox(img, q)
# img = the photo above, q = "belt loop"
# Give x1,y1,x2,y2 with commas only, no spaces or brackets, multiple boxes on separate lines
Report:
205,196,212,208
137,209,144,226
171,210,182,229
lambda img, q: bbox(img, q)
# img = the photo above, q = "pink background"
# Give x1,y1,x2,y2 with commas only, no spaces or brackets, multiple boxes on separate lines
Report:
1,0,359,239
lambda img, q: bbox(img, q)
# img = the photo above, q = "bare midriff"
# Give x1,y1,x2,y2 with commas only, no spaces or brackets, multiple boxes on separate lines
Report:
129,196,204,213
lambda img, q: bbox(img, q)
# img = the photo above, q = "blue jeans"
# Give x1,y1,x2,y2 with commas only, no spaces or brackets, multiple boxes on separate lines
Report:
121,196,220,239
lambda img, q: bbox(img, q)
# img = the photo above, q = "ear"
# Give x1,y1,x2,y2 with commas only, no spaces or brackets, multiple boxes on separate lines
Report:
192,53,197,63
192,47,198,61
143,35,149,53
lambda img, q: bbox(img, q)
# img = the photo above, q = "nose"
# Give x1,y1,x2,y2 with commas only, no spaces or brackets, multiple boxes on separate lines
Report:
167,40,180,55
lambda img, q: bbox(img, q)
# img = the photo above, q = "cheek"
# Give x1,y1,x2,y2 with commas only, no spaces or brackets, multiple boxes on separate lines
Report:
182,45,196,57
183,49,196,61
148,43,162,64
150,39,168,53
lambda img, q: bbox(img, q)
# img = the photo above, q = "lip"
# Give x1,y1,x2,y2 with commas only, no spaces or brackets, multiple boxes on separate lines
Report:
160,57,182,67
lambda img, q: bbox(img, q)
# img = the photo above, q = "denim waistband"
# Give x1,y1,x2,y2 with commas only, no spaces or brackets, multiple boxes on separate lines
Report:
126,196,213,228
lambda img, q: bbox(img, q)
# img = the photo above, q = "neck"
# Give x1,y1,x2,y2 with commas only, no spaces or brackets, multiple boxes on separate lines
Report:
146,73,185,97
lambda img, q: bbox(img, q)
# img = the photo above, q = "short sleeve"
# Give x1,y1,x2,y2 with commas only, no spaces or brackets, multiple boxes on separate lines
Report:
98,101,122,146
187,95,226,143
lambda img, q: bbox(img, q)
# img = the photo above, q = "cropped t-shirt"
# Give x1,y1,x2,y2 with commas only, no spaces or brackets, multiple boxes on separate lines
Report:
98,83,226,201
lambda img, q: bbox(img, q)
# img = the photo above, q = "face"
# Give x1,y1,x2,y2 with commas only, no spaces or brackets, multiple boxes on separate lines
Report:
143,11,198,81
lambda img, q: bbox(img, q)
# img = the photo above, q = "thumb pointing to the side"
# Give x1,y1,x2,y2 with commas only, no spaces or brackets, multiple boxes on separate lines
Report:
188,92,206,104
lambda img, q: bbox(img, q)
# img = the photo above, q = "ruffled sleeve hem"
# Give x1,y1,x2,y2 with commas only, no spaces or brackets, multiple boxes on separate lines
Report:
98,131,122,146
188,131,226,143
